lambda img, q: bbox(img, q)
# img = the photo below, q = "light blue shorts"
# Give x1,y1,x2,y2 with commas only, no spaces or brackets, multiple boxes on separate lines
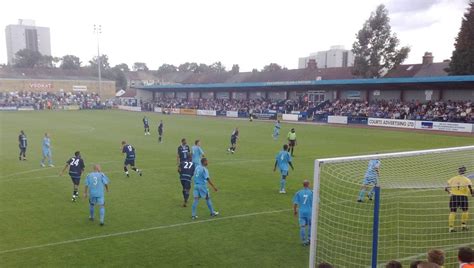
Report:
89,197,105,206
193,185,209,198
299,215,311,226
42,149,51,157
280,169,289,176
363,176,377,185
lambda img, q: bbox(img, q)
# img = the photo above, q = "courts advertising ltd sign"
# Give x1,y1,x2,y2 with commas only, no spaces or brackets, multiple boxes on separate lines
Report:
368,118,416,129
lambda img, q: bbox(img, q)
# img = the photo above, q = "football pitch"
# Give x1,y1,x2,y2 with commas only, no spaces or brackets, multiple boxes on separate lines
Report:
0,110,473,267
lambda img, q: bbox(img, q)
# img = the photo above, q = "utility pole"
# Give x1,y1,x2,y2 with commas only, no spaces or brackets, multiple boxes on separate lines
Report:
93,24,102,98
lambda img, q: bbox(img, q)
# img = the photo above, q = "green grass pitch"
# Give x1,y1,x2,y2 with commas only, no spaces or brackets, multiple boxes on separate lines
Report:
0,110,473,267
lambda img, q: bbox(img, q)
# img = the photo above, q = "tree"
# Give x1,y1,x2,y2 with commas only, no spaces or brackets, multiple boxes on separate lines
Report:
209,61,226,73
262,63,282,72
133,62,149,71
448,2,474,75
178,62,199,72
112,68,128,90
196,63,210,73
89,54,111,72
114,63,130,72
14,49,43,68
60,55,82,70
157,63,178,74
352,4,410,78
231,64,240,74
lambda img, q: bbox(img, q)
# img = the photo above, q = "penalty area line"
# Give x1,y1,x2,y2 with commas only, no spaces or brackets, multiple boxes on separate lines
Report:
0,209,290,255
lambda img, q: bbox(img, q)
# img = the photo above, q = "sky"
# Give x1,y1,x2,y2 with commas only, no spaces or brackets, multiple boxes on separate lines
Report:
0,0,469,71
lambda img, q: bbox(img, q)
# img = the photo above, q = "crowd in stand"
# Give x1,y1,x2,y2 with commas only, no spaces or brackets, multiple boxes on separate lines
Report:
0,91,105,110
149,97,473,123
316,99,474,123
1,91,472,123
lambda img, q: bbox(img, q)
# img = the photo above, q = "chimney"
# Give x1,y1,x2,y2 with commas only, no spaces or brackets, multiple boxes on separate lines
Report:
307,59,318,70
422,52,434,65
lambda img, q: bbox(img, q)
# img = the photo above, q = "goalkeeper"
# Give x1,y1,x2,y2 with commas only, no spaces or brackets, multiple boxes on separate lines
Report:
357,158,381,202
446,166,473,233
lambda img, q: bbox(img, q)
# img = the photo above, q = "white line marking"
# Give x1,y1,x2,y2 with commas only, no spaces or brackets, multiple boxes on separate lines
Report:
0,159,269,182
0,168,49,179
0,209,290,255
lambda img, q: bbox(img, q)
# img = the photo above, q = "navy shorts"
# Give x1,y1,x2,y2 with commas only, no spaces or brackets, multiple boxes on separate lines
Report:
180,179,191,190
450,195,468,212
231,138,237,145
124,159,135,166
70,176,81,185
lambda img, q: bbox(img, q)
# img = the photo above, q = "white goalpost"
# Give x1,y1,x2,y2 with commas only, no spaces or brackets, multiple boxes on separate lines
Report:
309,145,474,268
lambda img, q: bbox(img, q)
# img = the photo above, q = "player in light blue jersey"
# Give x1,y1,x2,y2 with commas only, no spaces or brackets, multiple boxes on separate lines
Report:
191,158,219,219
192,140,205,166
293,180,313,246
272,120,281,140
84,164,109,226
357,158,381,202
40,133,54,167
274,144,294,194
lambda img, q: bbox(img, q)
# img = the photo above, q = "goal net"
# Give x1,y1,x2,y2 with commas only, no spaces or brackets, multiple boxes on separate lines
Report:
309,145,474,268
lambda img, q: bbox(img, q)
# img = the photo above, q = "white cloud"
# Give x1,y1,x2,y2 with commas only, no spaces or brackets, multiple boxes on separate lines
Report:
0,0,469,71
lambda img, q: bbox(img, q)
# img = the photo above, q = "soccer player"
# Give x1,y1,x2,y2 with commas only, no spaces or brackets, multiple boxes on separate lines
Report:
60,151,85,202
192,140,205,166
158,120,164,143
458,247,474,267
178,155,195,207
143,116,150,135
287,128,297,156
18,130,27,161
357,158,381,202
84,164,109,226
272,120,281,140
293,180,313,246
177,138,191,165
191,158,219,219
227,127,239,154
121,141,142,177
41,133,54,167
274,144,294,194
446,166,473,232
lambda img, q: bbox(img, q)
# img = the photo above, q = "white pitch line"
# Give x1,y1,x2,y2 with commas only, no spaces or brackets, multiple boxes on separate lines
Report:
0,209,290,255
0,168,49,179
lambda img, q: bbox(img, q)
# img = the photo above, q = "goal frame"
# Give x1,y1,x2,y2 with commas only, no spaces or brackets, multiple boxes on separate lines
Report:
308,145,474,268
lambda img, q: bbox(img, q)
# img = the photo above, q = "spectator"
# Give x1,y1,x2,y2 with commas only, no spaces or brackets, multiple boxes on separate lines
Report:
386,260,403,268
427,249,445,267
317,263,333,268
417,261,440,268
410,260,423,268
458,247,474,268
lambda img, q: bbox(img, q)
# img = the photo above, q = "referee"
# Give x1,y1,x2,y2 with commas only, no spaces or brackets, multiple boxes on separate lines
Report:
287,128,297,157
446,166,473,233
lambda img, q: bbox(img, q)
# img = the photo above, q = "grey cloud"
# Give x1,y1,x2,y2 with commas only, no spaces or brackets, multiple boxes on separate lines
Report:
386,0,443,13
390,14,440,30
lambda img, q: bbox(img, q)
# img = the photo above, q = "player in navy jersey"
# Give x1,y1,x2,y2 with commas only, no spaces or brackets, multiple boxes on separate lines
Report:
227,127,239,154
121,141,142,177
143,116,150,135
60,151,85,201
158,120,164,143
177,138,191,165
18,130,27,161
178,155,196,207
